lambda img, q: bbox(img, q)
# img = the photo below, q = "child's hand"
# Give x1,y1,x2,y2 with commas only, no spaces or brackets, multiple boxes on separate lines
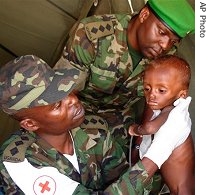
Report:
129,124,141,136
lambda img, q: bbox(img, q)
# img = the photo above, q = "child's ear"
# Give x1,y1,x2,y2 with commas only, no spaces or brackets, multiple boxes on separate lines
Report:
19,118,39,131
178,89,188,98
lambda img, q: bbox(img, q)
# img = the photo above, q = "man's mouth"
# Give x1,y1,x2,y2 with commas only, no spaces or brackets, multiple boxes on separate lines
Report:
73,105,85,119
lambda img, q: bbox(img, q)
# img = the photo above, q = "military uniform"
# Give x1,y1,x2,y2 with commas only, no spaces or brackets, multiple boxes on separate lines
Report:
0,115,152,194
0,0,195,193
53,1,195,192
0,55,154,194
54,0,195,155
55,13,150,153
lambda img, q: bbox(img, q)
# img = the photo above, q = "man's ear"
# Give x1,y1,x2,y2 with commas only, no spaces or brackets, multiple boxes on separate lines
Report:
19,118,39,131
138,7,150,23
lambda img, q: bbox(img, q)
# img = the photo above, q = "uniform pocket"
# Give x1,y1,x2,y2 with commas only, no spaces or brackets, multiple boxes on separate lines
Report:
89,65,117,94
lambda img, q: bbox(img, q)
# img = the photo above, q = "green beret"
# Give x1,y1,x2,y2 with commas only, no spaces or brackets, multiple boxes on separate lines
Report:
147,0,195,38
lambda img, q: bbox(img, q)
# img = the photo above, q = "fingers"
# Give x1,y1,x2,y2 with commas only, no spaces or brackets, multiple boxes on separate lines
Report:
129,125,135,136
129,128,139,136
129,124,139,136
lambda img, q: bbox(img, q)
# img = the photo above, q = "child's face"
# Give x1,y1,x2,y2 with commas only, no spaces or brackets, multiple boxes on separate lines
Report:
24,92,85,134
143,67,184,110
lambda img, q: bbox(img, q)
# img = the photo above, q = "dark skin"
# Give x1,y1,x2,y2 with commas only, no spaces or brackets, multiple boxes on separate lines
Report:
161,134,195,195
127,5,181,169
127,6,180,59
14,92,158,184
126,7,183,184
126,6,193,194
129,63,195,195
14,92,85,155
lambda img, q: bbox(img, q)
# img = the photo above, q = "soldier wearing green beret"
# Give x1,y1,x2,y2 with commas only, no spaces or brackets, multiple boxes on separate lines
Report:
54,0,194,151
0,55,191,195
53,0,194,193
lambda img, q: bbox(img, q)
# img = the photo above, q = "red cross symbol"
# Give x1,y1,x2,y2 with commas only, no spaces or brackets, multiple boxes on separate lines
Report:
39,181,50,193
34,175,56,195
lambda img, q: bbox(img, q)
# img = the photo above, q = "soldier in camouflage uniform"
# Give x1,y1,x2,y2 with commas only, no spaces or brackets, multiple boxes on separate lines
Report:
0,55,170,194
54,0,195,156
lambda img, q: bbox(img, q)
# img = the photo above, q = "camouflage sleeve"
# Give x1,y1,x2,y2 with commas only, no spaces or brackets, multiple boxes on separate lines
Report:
72,161,152,195
54,17,96,71
97,120,152,195
102,161,152,195
69,22,96,68
53,21,94,91
0,134,25,194
0,165,25,194
73,120,152,195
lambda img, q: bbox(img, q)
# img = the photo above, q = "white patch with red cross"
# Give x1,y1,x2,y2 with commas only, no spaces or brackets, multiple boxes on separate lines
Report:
3,158,79,194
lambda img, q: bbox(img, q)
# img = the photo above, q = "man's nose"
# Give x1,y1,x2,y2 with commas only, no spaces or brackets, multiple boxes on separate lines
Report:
159,37,172,51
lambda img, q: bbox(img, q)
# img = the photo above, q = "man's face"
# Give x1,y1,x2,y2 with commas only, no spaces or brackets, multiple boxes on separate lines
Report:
143,66,183,110
23,92,85,135
137,7,180,59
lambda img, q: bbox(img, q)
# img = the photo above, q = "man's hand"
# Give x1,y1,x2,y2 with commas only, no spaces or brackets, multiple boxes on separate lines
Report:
143,97,192,168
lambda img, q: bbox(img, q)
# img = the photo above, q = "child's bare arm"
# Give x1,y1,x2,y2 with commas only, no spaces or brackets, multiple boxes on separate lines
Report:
140,105,174,134
129,105,174,136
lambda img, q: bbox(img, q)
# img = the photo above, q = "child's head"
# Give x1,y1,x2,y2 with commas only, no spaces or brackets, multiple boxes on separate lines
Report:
143,54,191,110
0,55,85,132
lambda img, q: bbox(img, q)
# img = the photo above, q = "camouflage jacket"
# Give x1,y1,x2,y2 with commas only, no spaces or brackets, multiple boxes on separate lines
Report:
55,13,176,113
55,13,148,113
54,14,177,152
0,116,152,195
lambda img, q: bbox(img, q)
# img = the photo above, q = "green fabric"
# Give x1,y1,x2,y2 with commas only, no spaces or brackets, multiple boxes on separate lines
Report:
54,13,177,154
148,0,195,38
54,13,147,153
128,42,143,69
0,115,153,194
0,55,80,115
